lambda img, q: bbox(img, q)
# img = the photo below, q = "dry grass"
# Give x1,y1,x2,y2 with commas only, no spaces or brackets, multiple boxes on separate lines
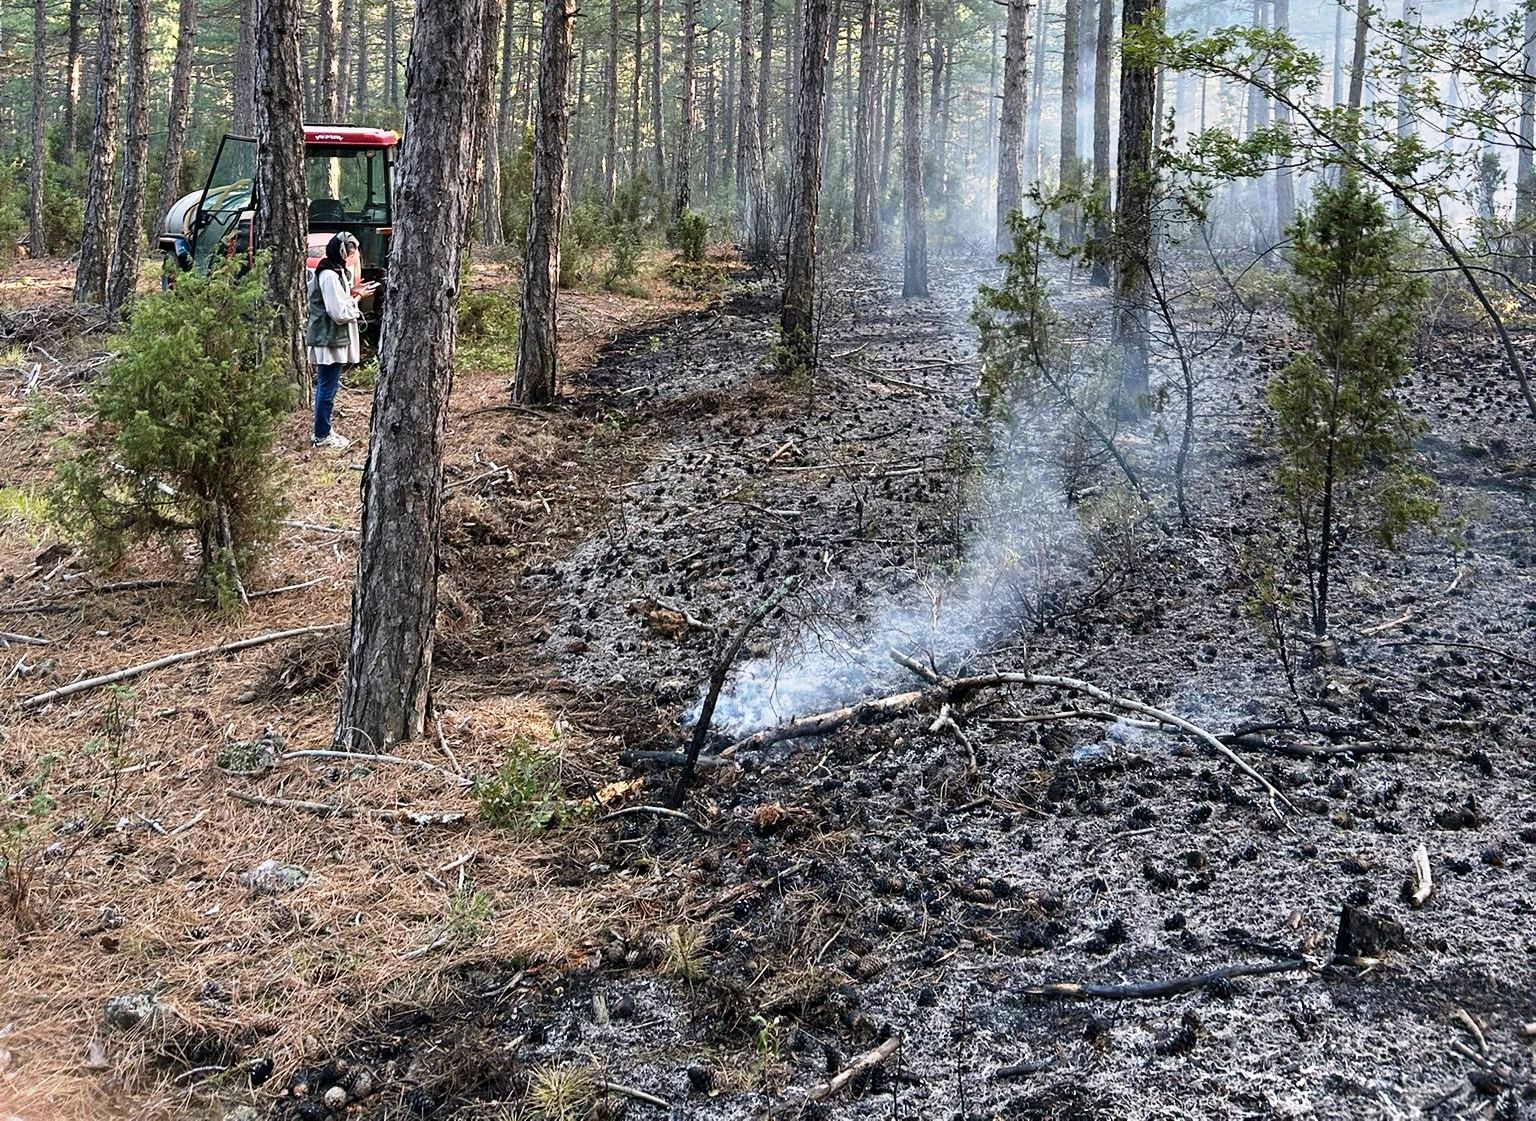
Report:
0,253,722,1120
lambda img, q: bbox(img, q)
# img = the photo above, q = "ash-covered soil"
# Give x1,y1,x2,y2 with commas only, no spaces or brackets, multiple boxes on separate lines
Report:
287,254,1536,1120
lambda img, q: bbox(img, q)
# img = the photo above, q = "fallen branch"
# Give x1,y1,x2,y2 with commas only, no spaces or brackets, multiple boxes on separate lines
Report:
720,688,928,756
1022,959,1307,1001
280,519,359,537
1409,843,1434,908
619,749,729,771
805,1035,902,1102
599,1082,671,1109
280,749,471,786
0,630,50,646
1376,638,1536,672
227,789,466,826
596,804,709,831
19,624,346,711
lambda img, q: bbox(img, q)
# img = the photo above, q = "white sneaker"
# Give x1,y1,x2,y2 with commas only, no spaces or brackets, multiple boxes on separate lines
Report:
313,432,351,450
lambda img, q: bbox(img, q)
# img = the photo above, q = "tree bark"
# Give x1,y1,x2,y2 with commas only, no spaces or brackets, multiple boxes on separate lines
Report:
852,0,880,248
1023,0,1047,181
631,0,642,175
675,0,698,217
994,0,1028,256
338,0,355,115
878,9,898,197
604,0,621,202
338,0,490,752
651,0,665,196
318,0,340,118
254,0,309,384
153,0,198,257
900,0,928,297
1273,0,1294,231
64,0,83,155
27,0,47,256
354,0,370,116
233,0,257,132
386,0,400,106
513,0,576,405
499,0,518,148
1088,0,1112,286
1110,0,1160,411
1347,0,1368,113
73,0,122,305
777,0,833,370
1520,2,1535,279
1059,0,1081,246
758,0,774,160
476,0,507,244
107,0,146,312
736,0,770,256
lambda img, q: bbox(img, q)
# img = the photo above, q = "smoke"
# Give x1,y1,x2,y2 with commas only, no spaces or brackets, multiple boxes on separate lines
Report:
700,417,1106,736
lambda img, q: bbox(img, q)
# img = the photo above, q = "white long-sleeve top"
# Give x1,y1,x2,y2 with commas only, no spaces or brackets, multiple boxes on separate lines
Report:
308,268,362,366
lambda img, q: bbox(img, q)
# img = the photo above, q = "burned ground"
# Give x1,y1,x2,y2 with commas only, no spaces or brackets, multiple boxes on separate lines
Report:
3,249,1534,1120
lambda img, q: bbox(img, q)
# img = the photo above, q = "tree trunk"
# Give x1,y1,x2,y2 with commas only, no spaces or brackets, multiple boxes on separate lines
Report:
318,0,340,118
233,0,257,132
651,0,665,196
1059,0,1081,246
153,0,198,255
778,0,832,370
1078,0,1095,150
514,0,576,405
852,0,879,248
631,0,642,177
758,0,773,158
1023,0,1046,181
338,0,490,752
900,0,927,297
386,0,399,106
1273,0,1294,231
1347,0,1368,113
878,11,898,198
1088,0,1112,286
354,0,370,116
736,0,770,256
254,0,309,385
786,0,803,164
64,0,82,156
675,0,698,217
604,0,621,202
477,0,507,244
27,0,46,256
1331,0,1343,105
1520,2,1536,280
994,0,1028,255
73,0,122,305
499,0,517,147
338,0,355,115
1110,0,1160,411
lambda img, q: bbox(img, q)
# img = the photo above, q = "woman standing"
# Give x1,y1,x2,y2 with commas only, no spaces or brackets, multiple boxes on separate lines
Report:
305,232,363,450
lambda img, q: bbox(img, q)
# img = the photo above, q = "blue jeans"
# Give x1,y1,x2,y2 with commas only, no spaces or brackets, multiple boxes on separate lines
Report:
314,362,342,439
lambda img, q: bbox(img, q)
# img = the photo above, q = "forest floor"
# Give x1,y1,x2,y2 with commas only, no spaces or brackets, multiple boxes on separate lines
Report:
1,244,1534,1121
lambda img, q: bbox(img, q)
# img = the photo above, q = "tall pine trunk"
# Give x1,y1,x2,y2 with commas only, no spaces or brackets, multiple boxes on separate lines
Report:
631,0,642,175
1111,0,1160,411
514,0,576,404
1023,0,1046,181
386,0,399,106
153,0,198,253
1088,0,1112,286
604,0,621,202
318,0,341,118
758,0,774,158
736,0,770,256
64,0,82,156
28,0,46,255
74,0,122,305
900,0,927,297
476,0,507,244
354,0,369,115
1273,0,1294,230
650,0,665,197
852,0,879,248
233,0,257,132
994,0,1028,255
254,0,309,384
107,0,148,313
675,0,698,217
1519,2,1536,279
778,0,832,369
1059,0,1081,246
338,0,490,752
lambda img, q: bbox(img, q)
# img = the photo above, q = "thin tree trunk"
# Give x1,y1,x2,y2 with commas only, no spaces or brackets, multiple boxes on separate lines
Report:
153,0,198,254
386,0,399,106
1079,0,1095,149
651,0,665,196
318,0,340,118
994,0,1028,255
878,12,899,198
1110,0,1161,411
514,0,576,404
498,0,517,146
737,0,770,255
1331,0,1343,106
1059,0,1081,246
254,0,309,384
900,0,927,297
64,0,82,155
74,0,122,305
758,0,773,158
605,0,621,202
1023,0,1047,181
675,0,697,217
1088,0,1112,286
631,0,642,177
778,0,833,370
852,0,879,248
1273,0,1294,230
338,0,490,752
477,0,507,244
1347,0,1368,113
355,0,370,116
1520,2,1536,280
787,0,803,164
27,0,47,256
338,0,355,115
233,0,257,132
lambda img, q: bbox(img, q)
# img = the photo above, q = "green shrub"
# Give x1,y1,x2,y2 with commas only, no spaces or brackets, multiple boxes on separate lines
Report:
604,225,643,292
0,160,23,268
473,739,567,836
53,256,294,606
457,289,520,372
559,200,609,288
672,210,709,263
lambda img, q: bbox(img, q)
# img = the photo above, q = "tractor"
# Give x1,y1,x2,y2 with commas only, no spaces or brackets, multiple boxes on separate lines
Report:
159,126,398,324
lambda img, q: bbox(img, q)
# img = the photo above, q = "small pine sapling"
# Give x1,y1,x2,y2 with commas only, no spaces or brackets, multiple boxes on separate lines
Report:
1267,174,1436,641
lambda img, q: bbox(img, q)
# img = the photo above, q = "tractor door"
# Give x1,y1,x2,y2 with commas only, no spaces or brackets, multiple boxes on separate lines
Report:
189,134,258,269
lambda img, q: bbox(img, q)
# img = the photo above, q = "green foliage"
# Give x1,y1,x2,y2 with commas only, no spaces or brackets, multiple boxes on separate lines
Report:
501,131,536,252
1267,175,1436,636
473,739,568,836
0,485,57,544
672,210,709,264
603,225,643,293
458,289,521,372
972,209,1061,413
53,257,294,604
0,159,23,267
560,200,610,288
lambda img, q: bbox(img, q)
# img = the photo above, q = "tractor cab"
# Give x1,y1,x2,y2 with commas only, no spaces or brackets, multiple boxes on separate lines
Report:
160,126,398,320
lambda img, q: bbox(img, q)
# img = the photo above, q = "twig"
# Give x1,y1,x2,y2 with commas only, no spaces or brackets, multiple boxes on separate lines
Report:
1376,638,1536,672
1453,1007,1486,1054
227,789,466,826
1022,959,1307,1000
928,703,977,775
280,749,471,786
805,1035,902,1102
599,1082,671,1108
19,624,346,711
247,576,330,599
0,630,50,646
597,805,709,831
1410,843,1434,908
280,519,359,537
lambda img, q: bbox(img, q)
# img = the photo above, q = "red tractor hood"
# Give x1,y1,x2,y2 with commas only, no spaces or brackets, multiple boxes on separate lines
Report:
304,125,399,148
